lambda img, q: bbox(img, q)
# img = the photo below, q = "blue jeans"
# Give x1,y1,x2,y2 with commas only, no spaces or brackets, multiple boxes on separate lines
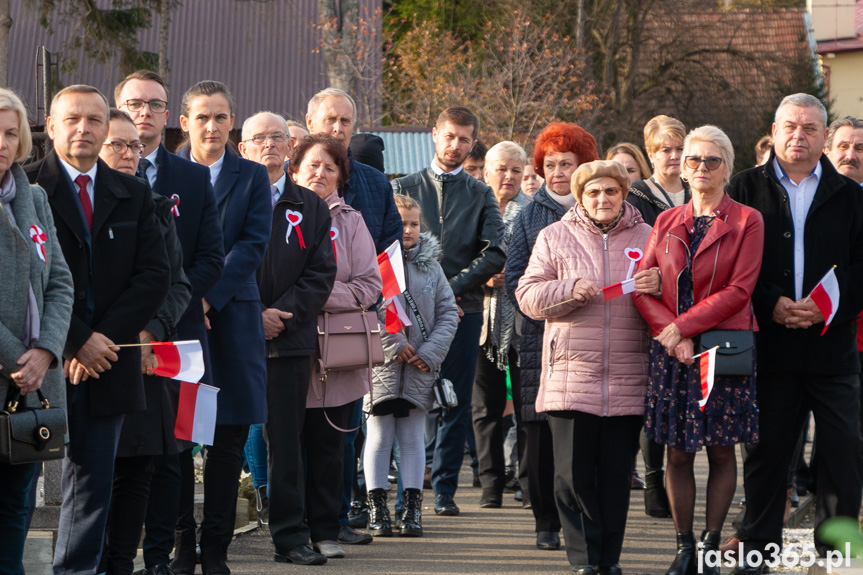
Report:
244,424,268,490
0,461,39,575
430,312,483,497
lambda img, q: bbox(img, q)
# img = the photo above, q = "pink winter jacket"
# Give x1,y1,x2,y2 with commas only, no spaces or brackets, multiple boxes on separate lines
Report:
515,202,652,417
307,193,383,409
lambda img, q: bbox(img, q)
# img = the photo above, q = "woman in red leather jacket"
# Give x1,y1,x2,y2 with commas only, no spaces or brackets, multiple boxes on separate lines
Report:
633,125,764,575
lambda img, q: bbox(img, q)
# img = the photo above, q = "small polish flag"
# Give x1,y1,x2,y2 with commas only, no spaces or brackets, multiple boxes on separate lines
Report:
377,240,407,300
695,346,717,412
385,297,413,334
150,340,206,383
808,266,840,336
174,381,219,445
602,278,636,301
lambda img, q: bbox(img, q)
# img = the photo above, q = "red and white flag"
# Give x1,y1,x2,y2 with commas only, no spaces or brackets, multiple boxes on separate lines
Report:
150,340,206,383
602,278,636,301
378,240,407,300
377,240,413,333
695,347,717,412
808,266,840,336
174,381,219,445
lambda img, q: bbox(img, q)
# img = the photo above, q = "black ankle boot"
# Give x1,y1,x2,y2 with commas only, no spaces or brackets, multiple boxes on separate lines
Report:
700,531,721,575
400,488,423,537
644,470,672,518
666,531,696,575
170,529,197,575
367,488,393,536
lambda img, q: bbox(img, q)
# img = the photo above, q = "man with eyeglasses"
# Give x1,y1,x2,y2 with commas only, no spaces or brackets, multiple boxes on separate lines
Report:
729,94,863,573
113,70,225,575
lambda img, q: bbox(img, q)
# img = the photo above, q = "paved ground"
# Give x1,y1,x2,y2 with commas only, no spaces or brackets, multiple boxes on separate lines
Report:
221,451,753,575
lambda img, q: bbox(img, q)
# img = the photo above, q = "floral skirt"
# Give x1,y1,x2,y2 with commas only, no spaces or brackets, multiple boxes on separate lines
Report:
644,340,759,453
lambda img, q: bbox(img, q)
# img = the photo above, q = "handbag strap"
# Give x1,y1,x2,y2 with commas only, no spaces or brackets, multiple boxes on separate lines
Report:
402,289,428,342
4,388,50,413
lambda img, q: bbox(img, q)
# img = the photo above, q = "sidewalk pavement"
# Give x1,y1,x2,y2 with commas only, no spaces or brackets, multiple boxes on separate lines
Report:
222,451,752,575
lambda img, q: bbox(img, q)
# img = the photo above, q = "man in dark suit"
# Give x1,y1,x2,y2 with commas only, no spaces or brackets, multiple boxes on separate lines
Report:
729,93,863,574
113,70,225,575
174,80,271,574
25,84,170,575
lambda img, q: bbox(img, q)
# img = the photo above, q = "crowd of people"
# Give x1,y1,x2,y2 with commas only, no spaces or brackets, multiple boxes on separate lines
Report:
0,68,862,575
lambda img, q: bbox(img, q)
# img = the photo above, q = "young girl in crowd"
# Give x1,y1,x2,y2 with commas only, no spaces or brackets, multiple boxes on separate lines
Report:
363,195,459,537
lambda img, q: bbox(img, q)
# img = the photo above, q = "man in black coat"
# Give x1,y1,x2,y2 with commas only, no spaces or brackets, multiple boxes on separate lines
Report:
728,93,863,573
242,111,338,565
26,84,170,575
114,69,225,575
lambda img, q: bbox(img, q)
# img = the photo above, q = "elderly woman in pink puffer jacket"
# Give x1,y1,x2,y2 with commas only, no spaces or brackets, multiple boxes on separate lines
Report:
516,160,660,575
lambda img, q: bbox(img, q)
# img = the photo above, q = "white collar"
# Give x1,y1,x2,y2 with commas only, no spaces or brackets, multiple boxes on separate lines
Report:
58,157,98,187
430,160,463,177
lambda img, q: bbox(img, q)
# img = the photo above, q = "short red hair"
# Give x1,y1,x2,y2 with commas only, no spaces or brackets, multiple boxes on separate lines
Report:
532,122,598,179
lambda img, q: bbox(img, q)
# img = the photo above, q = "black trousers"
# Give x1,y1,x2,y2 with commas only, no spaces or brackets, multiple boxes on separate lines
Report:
104,455,156,575
304,404,352,542
472,349,520,492
739,372,862,552
523,420,560,532
199,423,250,552
548,411,641,568
142,452,182,566
266,356,313,551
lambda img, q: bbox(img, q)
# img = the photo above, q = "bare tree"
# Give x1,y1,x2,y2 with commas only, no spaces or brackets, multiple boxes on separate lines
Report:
318,0,359,94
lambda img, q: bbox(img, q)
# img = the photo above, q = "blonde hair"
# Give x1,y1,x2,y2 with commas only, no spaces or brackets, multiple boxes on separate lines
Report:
394,194,421,213
643,115,686,154
485,141,527,166
0,88,33,162
605,142,650,179
682,125,735,185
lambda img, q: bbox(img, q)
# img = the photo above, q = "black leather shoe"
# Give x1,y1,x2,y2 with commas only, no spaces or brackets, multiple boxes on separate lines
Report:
274,544,327,566
134,566,175,575
479,488,502,508
573,566,600,575
170,529,197,575
601,565,622,575
536,531,560,550
434,493,460,515
730,555,763,575
337,524,373,545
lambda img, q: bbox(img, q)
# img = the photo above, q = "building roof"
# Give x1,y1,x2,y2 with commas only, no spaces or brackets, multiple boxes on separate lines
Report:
361,128,434,176
7,0,380,128
816,0,863,53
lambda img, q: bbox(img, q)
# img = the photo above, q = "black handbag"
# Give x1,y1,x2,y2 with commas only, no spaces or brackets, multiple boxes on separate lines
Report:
698,330,755,376
0,387,66,465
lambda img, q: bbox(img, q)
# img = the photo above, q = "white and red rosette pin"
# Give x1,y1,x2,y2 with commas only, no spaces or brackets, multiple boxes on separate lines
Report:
284,210,306,248
30,224,47,262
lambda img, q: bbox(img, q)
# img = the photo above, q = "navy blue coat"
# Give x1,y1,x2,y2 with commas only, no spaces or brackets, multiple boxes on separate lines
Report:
504,186,568,423
152,145,225,385
179,146,271,425
345,154,401,254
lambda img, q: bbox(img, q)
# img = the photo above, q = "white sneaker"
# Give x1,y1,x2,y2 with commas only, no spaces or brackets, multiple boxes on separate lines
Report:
312,540,346,558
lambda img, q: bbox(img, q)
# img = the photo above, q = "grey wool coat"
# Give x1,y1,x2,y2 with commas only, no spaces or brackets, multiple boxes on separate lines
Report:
366,232,458,413
0,163,74,412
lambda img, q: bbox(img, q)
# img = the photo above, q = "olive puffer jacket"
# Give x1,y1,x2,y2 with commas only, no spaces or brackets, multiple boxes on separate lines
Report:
366,233,459,413
516,202,652,417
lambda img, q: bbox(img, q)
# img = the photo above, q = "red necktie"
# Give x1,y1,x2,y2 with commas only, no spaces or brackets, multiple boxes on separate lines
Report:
75,174,93,229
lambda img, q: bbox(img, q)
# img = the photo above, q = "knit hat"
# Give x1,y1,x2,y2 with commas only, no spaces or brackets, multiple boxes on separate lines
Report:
570,160,630,204
349,133,386,174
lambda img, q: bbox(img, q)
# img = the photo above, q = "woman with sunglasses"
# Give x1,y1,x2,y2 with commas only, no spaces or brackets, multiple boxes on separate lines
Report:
633,126,764,575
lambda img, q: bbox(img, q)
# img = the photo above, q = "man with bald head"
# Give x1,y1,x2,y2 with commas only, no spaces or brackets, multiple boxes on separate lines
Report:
26,85,170,575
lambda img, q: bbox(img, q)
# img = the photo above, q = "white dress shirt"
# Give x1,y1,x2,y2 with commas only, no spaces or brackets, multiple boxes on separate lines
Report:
58,158,98,208
773,157,822,300
141,148,158,187
191,150,226,187
430,160,463,177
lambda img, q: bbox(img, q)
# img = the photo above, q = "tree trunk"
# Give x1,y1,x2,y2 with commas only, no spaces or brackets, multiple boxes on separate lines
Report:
158,0,170,77
575,0,585,51
0,0,11,87
318,0,358,93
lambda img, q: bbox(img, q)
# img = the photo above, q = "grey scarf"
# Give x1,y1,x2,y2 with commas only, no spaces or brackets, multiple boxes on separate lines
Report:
0,171,40,348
